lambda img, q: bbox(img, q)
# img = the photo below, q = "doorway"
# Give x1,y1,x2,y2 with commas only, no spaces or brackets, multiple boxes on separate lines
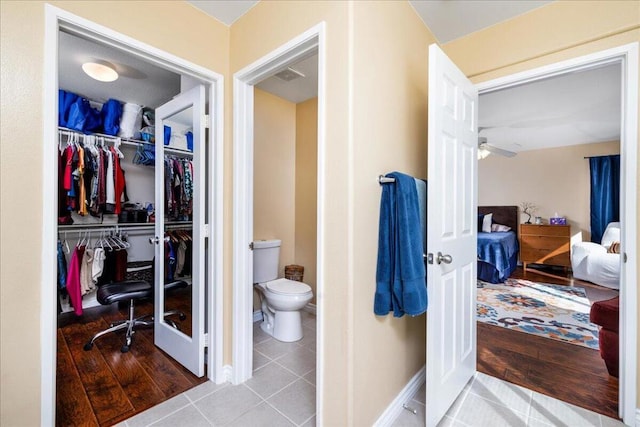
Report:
41,5,224,425
474,43,638,424
232,23,326,423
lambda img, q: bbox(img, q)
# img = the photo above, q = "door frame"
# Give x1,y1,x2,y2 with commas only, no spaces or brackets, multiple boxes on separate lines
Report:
232,21,326,418
41,5,226,425
475,42,638,424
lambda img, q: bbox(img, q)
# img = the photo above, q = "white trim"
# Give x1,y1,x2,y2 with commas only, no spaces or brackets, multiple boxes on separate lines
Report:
373,366,426,427
208,71,226,385
476,42,638,426
41,6,60,425
232,21,326,424
42,5,226,424
303,303,317,316
223,365,234,383
635,408,640,427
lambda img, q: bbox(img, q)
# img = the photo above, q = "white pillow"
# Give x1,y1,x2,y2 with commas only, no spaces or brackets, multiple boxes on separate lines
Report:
491,223,511,232
482,213,493,233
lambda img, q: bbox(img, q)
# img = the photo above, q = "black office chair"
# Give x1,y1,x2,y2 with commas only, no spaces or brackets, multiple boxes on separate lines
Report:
83,279,188,353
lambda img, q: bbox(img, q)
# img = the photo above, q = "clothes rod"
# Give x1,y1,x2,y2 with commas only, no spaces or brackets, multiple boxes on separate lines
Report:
378,175,395,184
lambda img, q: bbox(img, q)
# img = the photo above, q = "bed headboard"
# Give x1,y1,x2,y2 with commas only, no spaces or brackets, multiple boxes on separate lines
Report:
478,206,519,238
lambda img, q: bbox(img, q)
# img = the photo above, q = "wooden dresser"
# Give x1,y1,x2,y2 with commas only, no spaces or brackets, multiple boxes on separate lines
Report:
520,224,571,271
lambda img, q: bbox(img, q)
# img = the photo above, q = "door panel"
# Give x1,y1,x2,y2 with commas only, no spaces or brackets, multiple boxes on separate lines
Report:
154,85,206,377
426,44,478,427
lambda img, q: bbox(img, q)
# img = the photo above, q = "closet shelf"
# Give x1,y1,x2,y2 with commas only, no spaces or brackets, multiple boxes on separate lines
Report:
58,127,193,158
59,221,193,232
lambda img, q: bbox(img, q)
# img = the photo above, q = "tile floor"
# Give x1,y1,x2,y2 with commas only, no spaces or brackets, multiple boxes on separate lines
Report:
119,311,625,427
392,371,626,427
119,311,316,427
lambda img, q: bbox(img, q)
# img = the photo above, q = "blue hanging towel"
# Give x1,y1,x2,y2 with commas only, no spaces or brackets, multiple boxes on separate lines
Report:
374,172,427,317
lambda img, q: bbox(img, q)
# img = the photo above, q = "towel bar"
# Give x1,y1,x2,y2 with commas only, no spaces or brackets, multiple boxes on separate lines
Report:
378,175,396,184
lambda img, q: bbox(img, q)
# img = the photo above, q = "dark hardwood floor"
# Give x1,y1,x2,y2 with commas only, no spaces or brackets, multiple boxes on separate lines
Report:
477,266,620,419
56,287,205,427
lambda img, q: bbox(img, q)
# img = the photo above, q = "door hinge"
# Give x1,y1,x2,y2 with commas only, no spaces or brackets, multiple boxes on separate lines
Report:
249,242,254,250
203,224,210,238
623,252,627,263
204,114,210,129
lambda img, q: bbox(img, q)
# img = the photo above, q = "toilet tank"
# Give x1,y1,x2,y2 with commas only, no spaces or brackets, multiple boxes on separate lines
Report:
253,239,281,283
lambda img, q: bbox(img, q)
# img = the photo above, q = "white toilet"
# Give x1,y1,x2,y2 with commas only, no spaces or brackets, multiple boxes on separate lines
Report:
253,239,313,342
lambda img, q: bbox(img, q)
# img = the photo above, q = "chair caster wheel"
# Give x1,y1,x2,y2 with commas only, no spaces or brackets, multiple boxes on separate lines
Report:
121,345,130,353
179,313,186,321
83,342,93,351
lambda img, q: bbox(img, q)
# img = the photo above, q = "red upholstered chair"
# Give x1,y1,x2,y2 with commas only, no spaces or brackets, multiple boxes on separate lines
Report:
589,296,619,377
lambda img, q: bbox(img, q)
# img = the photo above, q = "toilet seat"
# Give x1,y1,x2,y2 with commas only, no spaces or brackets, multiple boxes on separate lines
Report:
265,278,311,296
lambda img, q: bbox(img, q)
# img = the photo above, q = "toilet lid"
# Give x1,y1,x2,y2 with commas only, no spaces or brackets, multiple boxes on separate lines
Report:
266,278,312,295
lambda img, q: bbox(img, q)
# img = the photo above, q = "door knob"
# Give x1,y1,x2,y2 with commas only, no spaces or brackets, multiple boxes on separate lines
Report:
436,252,453,265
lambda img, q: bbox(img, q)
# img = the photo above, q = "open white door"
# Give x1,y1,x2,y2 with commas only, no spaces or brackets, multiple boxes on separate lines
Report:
425,44,478,426
154,85,206,376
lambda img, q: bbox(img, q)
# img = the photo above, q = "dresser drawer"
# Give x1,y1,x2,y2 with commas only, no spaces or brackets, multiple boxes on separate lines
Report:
521,224,570,237
521,247,571,267
521,235,569,251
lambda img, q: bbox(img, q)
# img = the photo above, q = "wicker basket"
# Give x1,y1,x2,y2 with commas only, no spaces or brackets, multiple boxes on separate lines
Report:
284,264,304,282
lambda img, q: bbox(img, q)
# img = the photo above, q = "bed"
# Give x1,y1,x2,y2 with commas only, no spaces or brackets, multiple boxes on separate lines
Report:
477,206,519,283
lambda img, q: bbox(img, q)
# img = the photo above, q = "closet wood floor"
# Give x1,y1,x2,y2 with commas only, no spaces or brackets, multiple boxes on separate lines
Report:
477,266,619,420
56,288,205,427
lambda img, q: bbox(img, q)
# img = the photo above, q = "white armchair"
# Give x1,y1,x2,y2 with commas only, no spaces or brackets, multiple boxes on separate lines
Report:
571,222,621,289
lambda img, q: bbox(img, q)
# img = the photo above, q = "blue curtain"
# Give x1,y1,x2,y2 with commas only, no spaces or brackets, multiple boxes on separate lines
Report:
589,155,620,243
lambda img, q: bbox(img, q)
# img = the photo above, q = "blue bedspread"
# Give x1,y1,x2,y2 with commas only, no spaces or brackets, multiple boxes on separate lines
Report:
477,231,519,283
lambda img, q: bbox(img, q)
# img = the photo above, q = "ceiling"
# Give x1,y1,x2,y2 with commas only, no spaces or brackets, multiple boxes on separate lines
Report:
479,63,621,153
255,53,318,104
59,30,180,108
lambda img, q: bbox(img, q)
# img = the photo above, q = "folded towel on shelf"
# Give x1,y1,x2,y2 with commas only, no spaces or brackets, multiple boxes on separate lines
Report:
375,171,427,317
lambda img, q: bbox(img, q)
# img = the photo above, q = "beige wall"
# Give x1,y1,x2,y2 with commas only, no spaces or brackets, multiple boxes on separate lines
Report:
479,141,620,240
351,2,435,425
443,0,640,410
0,1,230,425
295,98,318,301
253,89,297,275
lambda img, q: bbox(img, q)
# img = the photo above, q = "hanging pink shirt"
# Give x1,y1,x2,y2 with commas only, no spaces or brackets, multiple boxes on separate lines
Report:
66,246,84,316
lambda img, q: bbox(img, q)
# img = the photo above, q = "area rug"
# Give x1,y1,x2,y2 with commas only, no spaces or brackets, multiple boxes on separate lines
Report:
477,278,599,350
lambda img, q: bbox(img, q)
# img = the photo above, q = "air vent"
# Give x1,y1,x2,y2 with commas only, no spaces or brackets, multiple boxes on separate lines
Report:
274,67,305,82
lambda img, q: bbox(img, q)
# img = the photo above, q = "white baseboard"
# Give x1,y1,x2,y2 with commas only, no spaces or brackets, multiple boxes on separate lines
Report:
223,365,233,383
253,310,263,323
373,366,426,427
304,303,317,315
634,407,640,427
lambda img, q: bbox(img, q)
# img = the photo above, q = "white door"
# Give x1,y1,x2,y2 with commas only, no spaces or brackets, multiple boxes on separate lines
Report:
154,85,206,376
425,44,478,426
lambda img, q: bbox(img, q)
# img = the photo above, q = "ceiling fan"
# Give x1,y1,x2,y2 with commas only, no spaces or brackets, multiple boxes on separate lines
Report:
478,136,517,159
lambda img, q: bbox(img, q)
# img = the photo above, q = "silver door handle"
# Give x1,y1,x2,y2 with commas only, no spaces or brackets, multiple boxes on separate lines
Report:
436,252,452,265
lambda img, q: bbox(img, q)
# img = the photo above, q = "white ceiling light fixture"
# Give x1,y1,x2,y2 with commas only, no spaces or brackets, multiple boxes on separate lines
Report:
82,61,118,82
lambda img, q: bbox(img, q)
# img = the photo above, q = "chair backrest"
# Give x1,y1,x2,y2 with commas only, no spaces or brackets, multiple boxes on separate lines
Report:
601,222,621,247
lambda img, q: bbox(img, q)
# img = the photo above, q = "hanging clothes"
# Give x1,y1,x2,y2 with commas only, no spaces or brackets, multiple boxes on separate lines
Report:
66,245,84,316
57,240,68,290
79,248,95,296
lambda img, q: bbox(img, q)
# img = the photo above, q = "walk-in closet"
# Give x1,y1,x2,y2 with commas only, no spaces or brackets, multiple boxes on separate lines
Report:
54,27,216,426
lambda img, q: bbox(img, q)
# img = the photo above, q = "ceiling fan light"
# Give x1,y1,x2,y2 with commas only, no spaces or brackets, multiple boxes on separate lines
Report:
478,148,491,160
82,62,118,82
